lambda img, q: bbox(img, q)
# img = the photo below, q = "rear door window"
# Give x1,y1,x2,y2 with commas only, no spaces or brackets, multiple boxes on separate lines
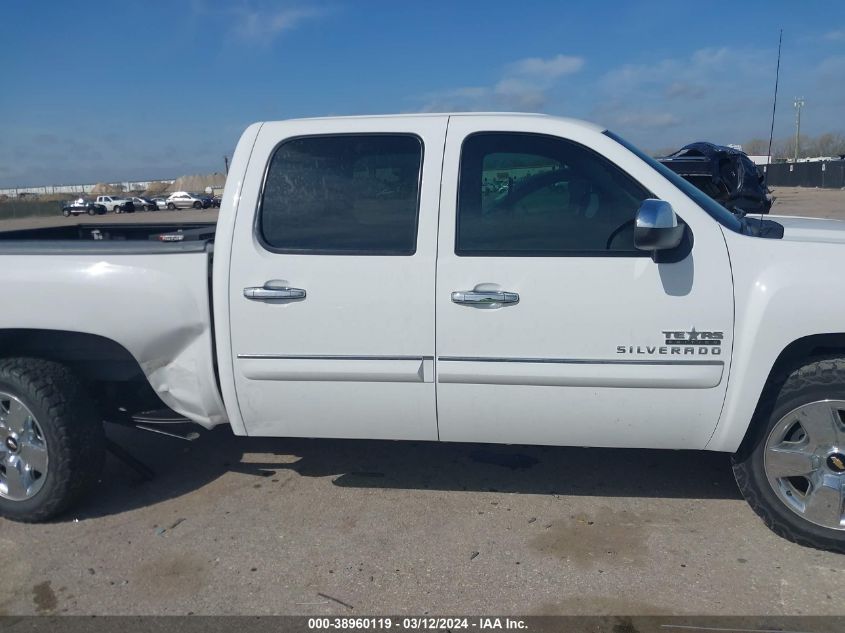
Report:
259,134,423,255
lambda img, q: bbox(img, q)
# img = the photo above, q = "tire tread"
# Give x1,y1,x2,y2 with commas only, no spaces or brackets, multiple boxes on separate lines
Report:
0,358,104,522
732,356,845,553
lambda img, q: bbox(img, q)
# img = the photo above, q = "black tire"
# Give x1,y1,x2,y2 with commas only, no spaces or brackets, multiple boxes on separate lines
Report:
193,201,202,209
114,206,122,214
87,208,95,216
62,209,71,217
0,358,105,522
732,356,845,553
167,202,176,210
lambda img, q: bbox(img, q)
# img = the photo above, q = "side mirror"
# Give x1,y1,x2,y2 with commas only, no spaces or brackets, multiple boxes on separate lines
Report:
634,199,685,253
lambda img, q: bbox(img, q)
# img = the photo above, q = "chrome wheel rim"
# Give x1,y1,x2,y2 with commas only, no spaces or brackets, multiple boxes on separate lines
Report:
764,399,845,530
0,392,49,501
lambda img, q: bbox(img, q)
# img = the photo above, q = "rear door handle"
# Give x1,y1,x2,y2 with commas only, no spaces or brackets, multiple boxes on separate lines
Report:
244,283,306,301
451,290,519,305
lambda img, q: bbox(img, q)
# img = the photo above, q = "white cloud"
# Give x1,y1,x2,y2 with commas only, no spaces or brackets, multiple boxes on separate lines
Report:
690,47,731,66
817,55,845,79
664,82,705,99
492,78,546,110
824,29,845,41
612,112,681,128
503,54,584,79
233,6,325,40
593,46,776,145
420,53,584,112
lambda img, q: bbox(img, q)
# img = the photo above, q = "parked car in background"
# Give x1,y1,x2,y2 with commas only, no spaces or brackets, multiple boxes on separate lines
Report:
657,142,772,215
131,197,156,211
165,191,207,209
210,195,222,208
61,198,106,217
95,195,130,213
152,197,169,210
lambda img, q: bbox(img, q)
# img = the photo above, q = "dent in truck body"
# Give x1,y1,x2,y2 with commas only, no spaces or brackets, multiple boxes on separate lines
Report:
0,253,228,428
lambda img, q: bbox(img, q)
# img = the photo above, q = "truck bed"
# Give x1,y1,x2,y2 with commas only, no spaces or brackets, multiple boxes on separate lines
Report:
0,222,217,254
0,220,225,425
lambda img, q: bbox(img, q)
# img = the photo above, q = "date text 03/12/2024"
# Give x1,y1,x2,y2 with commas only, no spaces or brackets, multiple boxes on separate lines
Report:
307,617,528,630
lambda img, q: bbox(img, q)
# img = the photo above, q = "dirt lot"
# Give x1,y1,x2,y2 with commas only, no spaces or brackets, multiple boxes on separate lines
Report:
2,428,844,616
770,186,845,218
1,187,845,617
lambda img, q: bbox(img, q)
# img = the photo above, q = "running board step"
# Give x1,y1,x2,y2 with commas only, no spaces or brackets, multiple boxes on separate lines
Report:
131,408,191,425
129,409,200,441
134,424,200,442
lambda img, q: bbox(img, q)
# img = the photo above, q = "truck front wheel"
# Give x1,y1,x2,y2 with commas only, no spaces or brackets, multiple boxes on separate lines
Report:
0,358,105,522
733,357,845,553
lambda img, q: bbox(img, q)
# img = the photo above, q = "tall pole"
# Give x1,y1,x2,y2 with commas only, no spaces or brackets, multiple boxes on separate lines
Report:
224,155,229,175
765,29,782,181
793,97,805,161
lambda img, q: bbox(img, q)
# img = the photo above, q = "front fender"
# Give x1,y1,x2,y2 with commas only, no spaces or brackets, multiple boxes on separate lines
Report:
707,230,845,451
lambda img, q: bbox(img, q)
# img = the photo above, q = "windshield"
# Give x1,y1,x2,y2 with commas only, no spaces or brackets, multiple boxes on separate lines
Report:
603,130,743,233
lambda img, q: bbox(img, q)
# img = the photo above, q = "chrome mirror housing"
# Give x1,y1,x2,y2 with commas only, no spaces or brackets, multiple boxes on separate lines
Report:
634,199,685,253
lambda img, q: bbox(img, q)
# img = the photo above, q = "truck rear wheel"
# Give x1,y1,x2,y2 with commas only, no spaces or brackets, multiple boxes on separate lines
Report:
733,357,845,553
0,358,105,522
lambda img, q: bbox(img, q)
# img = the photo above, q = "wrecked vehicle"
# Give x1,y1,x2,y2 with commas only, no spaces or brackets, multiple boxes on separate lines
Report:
1,114,844,554
658,142,772,215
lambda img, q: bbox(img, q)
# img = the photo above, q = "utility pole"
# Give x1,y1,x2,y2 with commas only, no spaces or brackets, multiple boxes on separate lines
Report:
793,97,805,161
223,155,229,175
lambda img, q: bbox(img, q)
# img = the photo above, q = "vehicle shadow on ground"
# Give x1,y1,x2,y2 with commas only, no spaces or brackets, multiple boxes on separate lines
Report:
73,423,741,519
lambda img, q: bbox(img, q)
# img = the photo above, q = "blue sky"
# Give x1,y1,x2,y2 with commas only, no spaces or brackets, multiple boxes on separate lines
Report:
1,0,843,187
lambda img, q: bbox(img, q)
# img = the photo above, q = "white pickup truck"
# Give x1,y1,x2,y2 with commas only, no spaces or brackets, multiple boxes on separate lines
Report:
94,195,130,213
1,114,844,552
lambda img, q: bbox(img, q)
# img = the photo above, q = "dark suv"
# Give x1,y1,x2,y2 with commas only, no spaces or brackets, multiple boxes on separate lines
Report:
657,142,772,215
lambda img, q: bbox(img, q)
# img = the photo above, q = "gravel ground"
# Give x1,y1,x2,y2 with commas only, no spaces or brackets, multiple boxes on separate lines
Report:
769,186,845,218
1,426,844,616
1,187,844,617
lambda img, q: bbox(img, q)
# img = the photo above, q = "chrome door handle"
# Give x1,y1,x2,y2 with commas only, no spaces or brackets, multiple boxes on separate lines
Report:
244,283,306,301
451,290,519,305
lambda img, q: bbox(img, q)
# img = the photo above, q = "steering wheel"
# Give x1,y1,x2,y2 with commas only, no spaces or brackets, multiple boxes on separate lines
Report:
605,218,636,250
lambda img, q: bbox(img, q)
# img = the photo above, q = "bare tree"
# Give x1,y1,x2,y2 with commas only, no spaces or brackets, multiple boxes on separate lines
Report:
756,132,845,160
742,138,769,155
809,132,845,157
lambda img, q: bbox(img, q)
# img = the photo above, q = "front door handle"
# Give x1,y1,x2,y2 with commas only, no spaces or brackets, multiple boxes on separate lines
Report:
451,290,519,306
244,283,306,301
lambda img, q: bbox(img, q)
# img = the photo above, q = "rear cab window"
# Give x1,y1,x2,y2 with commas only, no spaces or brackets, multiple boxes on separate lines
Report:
258,134,423,255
